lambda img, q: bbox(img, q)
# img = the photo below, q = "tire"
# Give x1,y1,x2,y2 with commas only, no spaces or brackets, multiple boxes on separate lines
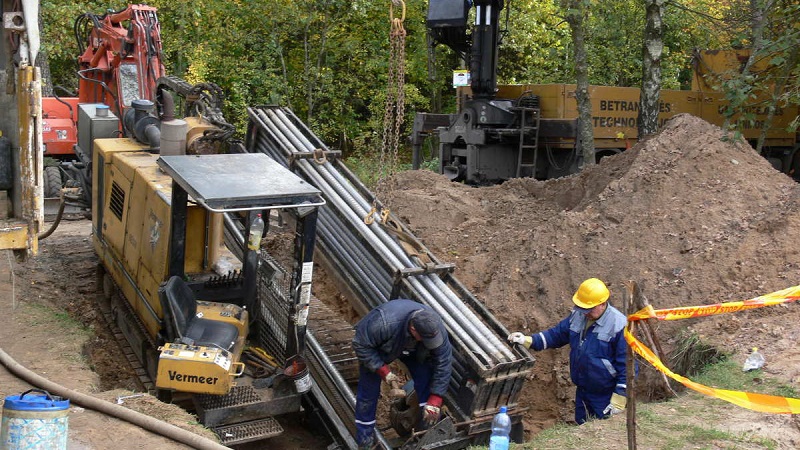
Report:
43,166,62,198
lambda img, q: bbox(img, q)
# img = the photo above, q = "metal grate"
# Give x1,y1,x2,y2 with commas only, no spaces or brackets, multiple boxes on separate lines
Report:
194,385,261,410
109,181,125,220
214,417,284,446
253,251,292,365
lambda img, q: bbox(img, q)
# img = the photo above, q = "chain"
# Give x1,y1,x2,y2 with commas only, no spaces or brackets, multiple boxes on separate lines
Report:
370,0,406,224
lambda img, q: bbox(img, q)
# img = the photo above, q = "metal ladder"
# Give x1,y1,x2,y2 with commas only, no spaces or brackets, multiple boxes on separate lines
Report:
516,106,541,178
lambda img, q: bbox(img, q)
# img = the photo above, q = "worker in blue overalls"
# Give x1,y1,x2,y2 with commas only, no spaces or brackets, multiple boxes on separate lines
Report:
351,299,452,449
508,278,630,424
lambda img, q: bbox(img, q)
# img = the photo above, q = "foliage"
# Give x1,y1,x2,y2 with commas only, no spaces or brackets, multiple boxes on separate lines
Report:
691,1,800,135
39,0,799,163
39,1,111,91
498,0,571,84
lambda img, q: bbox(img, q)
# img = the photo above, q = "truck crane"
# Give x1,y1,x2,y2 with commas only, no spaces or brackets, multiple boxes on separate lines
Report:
419,0,578,184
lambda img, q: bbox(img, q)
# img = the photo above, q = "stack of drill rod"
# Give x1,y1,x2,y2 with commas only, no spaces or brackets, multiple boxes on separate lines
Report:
245,106,533,426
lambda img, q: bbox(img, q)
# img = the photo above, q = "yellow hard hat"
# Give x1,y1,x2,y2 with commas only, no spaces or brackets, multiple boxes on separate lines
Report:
572,278,610,309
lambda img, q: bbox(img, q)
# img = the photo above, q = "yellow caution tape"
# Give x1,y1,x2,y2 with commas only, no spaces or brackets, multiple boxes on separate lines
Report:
628,285,800,321
625,285,800,414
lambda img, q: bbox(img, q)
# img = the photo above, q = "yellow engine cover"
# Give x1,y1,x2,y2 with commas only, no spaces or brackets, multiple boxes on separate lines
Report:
156,343,244,395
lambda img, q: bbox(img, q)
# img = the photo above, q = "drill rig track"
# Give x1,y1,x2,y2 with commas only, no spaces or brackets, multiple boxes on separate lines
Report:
95,265,155,393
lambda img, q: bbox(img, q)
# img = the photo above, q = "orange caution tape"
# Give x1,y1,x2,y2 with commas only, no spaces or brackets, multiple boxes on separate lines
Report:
625,285,800,414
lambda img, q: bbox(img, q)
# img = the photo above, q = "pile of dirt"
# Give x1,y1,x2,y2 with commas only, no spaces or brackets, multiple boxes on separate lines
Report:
383,114,800,433
5,113,800,447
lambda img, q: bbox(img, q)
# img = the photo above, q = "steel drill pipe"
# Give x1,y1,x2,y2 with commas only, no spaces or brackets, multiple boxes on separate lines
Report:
258,107,503,365
316,222,391,304
296,157,495,364
317,211,392,298
252,106,510,366
250,113,504,378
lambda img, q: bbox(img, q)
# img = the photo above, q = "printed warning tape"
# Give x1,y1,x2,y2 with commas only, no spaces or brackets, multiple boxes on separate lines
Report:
628,285,800,321
625,285,800,414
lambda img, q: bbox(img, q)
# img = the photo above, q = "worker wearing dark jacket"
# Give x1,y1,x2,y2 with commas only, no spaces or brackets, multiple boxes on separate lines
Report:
508,278,629,424
352,299,452,449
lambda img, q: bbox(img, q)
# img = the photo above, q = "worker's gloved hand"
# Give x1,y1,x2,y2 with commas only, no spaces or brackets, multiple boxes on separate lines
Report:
507,332,532,348
602,393,627,416
377,365,400,383
422,394,443,426
384,371,400,384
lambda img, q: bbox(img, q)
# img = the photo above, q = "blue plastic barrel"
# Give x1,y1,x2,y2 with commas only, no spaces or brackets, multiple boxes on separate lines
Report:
0,389,69,450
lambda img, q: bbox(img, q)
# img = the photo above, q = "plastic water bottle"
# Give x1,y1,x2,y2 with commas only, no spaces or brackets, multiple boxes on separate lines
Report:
488,406,511,450
247,213,265,250
743,347,765,372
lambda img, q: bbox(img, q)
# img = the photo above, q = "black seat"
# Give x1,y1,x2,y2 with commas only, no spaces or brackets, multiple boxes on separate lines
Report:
159,276,239,351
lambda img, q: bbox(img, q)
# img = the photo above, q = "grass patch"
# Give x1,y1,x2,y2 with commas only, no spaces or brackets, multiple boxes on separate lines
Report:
512,399,779,450
25,302,90,336
669,329,728,376
469,333,790,450
694,358,798,398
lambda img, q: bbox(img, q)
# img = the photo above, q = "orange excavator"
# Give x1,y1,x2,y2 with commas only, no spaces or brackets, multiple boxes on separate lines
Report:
41,4,234,203
42,5,163,167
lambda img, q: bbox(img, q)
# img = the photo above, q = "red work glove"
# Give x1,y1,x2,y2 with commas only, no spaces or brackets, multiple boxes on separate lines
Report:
376,365,400,383
422,394,443,426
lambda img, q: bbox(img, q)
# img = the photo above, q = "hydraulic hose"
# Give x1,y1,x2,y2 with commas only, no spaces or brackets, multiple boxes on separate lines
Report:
38,197,66,240
0,347,230,450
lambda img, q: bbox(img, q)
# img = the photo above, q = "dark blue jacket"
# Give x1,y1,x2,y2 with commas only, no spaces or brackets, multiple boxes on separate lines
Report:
352,299,453,397
531,304,628,395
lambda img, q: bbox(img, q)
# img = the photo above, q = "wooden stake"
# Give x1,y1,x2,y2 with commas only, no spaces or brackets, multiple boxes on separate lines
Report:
632,283,678,398
623,281,637,450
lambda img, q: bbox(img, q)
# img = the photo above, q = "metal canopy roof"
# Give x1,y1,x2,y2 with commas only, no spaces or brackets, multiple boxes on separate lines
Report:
157,153,324,212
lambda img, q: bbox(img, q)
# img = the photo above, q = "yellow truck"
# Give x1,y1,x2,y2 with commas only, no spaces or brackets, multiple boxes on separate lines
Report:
414,47,798,182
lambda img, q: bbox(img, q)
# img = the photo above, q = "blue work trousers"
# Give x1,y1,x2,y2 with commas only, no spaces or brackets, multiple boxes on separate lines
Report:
355,354,433,447
574,386,613,424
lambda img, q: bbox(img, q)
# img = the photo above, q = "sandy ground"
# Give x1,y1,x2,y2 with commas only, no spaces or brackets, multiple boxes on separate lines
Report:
2,114,800,449
0,220,199,449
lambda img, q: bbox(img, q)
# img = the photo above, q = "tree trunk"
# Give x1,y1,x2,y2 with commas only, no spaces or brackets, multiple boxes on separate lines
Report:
36,11,52,97
756,31,797,155
564,0,595,168
638,0,664,139
722,0,771,132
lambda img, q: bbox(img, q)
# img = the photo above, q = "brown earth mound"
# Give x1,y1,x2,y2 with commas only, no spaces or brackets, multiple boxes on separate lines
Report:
383,114,800,433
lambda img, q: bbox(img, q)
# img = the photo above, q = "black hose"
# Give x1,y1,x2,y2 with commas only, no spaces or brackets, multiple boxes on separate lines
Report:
38,196,65,241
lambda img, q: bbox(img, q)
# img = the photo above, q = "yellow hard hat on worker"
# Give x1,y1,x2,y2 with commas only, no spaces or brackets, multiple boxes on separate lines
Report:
572,278,610,309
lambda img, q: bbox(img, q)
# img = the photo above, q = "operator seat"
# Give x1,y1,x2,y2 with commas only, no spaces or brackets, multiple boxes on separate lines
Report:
159,276,239,351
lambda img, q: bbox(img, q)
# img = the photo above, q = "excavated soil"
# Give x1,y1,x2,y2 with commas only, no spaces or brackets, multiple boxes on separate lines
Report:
2,113,800,448
381,114,800,433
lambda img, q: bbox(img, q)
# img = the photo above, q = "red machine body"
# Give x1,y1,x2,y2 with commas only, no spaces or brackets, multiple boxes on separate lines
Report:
76,4,165,118
42,97,79,156
43,4,165,158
